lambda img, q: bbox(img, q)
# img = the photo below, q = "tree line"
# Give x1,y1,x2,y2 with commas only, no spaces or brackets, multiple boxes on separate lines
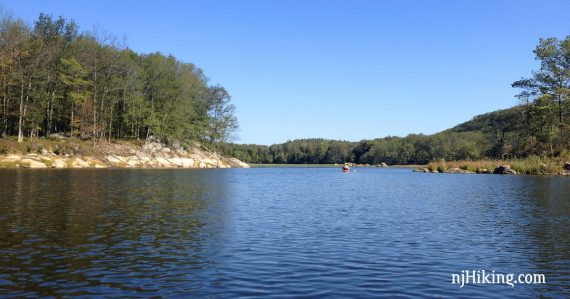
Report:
0,12,238,144
213,132,485,165
216,36,569,164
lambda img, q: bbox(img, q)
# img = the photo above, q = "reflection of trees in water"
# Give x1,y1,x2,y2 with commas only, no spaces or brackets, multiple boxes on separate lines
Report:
0,169,233,297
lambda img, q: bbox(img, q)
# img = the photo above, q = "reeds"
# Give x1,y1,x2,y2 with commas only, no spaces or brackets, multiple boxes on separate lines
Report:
427,157,565,175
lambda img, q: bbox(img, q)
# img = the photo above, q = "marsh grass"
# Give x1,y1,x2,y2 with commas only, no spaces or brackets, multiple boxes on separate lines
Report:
428,156,565,175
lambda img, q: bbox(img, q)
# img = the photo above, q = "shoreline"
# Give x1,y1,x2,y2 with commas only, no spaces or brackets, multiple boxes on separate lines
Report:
232,161,570,176
1,138,568,176
0,138,249,169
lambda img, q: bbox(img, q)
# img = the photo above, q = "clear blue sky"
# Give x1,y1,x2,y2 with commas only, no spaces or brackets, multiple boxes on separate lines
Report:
2,0,569,145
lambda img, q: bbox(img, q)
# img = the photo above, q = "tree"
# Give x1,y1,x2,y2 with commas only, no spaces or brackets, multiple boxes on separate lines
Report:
513,36,570,153
59,57,90,136
207,85,238,143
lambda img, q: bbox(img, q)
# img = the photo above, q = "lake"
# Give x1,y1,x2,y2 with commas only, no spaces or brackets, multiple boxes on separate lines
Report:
0,168,569,298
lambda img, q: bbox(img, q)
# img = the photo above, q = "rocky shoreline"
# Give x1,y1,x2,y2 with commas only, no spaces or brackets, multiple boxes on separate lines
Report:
0,138,249,169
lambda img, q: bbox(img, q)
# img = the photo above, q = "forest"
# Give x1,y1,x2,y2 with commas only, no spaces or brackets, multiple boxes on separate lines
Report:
0,12,238,144
215,36,570,165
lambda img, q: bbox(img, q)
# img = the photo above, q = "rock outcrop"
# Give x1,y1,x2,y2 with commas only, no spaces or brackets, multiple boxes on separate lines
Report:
0,138,249,169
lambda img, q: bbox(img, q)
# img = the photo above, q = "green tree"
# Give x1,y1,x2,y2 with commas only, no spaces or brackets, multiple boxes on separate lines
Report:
207,85,238,143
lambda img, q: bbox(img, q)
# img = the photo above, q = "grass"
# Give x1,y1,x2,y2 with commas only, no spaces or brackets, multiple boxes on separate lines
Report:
427,157,565,175
0,160,19,168
40,158,53,168
0,137,137,158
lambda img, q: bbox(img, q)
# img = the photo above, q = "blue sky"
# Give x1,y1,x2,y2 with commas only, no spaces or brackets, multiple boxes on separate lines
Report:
2,0,569,145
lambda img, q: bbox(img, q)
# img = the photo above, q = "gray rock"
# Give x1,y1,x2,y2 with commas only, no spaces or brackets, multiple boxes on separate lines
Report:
446,167,475,174
49,133,66,139
493,165,517,175
380,162,388,167
146,136,161,144
171,141,182,151
413,168,430,173
226,157,250,168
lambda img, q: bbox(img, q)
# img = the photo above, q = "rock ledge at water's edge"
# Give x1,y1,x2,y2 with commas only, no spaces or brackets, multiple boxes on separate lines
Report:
0,138,249,169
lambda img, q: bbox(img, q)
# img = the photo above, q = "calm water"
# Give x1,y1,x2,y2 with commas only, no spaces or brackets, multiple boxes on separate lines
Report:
0,168,569,298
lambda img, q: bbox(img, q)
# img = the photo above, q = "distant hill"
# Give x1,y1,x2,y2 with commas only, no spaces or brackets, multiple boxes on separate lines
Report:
214,102,570,164
447,106,525,133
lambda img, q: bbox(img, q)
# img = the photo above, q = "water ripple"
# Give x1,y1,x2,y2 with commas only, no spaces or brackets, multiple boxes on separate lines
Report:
0,168,569,297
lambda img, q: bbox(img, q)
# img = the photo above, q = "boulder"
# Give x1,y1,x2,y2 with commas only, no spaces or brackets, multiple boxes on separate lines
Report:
564,162,570,171
49,133,66,139
71,158,90,168
493,165,517,175
146,136,161,144
413,168,430,173
106,155,125,165
52,159,67,168
380,162,388,167
180,158,194,168
446,167,475,174
176,149,188,156
479,168,489,174
171,141,182,151
226,157,250,168
142,137,164,154
167,157,184,167
155,157,173,168
20,158,47,168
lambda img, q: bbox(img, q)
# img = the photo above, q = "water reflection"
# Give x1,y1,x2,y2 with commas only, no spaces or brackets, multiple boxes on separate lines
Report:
0,169,232,297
